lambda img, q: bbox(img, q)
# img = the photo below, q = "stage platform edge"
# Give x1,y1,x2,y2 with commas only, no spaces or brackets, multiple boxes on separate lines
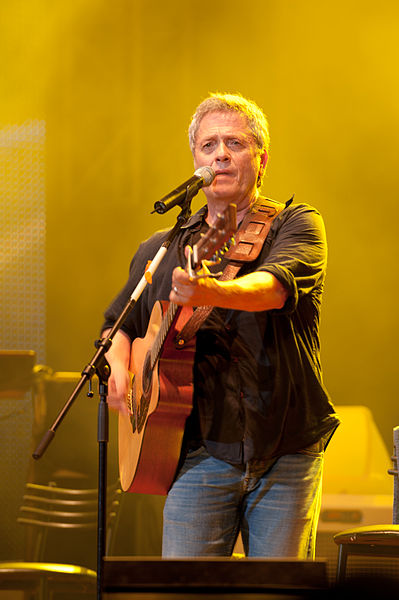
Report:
102,556,328,596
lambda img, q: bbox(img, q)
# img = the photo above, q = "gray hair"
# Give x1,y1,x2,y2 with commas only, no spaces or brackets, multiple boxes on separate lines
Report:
188,92,270,158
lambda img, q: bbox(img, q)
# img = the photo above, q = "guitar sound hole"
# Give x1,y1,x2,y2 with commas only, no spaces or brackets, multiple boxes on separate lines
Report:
142,352,152,397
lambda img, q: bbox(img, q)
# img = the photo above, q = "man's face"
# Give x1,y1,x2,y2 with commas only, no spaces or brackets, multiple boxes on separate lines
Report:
193,110,265,209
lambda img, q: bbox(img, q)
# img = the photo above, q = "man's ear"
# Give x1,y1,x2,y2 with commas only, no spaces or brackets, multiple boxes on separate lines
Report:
260,150,268,173
257,150,268,187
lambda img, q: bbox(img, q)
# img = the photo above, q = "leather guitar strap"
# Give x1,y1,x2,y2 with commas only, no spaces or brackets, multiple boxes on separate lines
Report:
175,198,285,348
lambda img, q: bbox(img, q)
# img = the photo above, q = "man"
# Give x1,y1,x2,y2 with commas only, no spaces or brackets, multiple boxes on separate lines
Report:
102,93,339,559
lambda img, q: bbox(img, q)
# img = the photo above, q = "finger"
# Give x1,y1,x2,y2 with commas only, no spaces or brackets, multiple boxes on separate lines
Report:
107,394,128,414
170,285,183,305
173,266,190,285
119,399,129,415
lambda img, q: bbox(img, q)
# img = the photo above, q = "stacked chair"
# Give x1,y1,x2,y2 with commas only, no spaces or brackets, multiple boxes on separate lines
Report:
0,479,121,599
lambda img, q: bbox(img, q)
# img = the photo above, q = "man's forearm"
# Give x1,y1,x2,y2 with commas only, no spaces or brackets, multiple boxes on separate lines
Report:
203,271,288,312
102,328,131,367
171,268,288,312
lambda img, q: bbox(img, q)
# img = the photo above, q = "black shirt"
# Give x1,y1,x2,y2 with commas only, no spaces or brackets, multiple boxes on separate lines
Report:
103,199,339,464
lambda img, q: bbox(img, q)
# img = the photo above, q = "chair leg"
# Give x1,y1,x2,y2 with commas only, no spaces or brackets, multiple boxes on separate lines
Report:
336,544,348,584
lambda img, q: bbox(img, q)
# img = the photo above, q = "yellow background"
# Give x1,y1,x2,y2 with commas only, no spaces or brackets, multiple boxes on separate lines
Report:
1,0,398,450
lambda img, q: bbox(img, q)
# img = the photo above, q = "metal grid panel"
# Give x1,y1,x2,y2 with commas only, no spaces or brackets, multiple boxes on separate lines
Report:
0,120,46,361
0,120,46,559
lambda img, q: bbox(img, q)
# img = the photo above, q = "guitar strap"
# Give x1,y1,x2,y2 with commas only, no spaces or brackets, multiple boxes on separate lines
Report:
174,198,286,348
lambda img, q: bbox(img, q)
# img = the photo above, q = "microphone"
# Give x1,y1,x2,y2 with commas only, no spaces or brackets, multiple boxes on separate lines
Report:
152,166,215,214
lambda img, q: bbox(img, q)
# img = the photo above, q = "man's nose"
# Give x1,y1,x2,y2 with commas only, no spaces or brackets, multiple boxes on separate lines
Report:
214,141,230,161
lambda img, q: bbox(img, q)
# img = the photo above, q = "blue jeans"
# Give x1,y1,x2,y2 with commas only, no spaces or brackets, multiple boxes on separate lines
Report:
162,446,323,558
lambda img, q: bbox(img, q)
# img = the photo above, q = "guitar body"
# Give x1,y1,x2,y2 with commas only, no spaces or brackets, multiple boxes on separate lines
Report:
118,300,195,495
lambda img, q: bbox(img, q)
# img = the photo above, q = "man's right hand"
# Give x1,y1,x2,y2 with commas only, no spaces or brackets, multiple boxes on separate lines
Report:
107,359,130,414
102,329,132,415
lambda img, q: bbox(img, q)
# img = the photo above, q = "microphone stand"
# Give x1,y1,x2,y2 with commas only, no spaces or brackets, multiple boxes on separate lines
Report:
32,192,195,600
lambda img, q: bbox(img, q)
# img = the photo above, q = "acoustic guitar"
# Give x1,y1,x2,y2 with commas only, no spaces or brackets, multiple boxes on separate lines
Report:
119,204,237,494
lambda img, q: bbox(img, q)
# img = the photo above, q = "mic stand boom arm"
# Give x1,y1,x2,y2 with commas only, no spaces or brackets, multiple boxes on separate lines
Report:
32,193,194,600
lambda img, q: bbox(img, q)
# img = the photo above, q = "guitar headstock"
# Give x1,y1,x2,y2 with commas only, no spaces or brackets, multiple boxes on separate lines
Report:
188,203,237,276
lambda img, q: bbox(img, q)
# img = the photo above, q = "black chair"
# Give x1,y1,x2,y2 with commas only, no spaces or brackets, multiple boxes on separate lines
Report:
333,426,399,583
0,479,122,599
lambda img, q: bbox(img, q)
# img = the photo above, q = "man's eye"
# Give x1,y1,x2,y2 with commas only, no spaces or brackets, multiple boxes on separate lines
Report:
228,139,242,148
202,141,214,151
